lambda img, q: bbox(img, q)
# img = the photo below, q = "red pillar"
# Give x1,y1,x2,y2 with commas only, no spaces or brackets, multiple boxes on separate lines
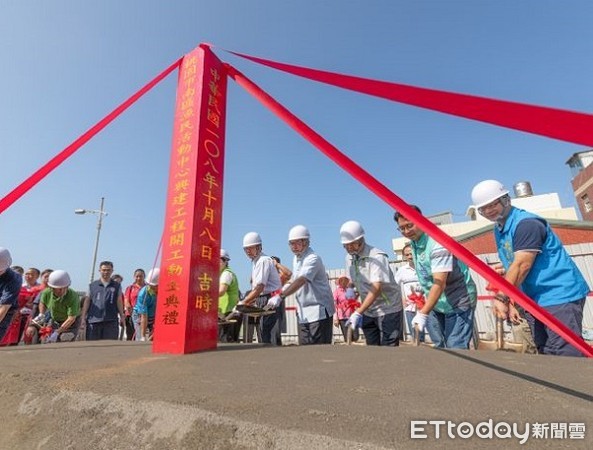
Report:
153,44,227,354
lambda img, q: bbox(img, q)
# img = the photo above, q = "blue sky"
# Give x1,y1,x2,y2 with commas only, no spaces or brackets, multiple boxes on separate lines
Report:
2,1,593,291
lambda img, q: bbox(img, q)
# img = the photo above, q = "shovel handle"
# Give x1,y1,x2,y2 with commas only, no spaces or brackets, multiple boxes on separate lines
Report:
413,324,420,346
496,318,505,350
346,326,353,345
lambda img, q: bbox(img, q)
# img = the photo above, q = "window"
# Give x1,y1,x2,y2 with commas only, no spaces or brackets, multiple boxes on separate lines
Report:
581,194,592,213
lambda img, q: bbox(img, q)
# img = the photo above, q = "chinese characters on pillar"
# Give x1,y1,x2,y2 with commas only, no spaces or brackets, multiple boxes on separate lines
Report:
194,66,225,316
153,45,227,354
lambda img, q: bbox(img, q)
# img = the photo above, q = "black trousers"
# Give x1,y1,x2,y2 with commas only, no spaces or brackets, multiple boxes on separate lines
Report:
124,315,135,341
299,316,333,345
255,295,282,346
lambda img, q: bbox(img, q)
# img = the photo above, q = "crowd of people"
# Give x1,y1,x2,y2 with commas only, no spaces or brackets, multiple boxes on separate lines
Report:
0,255,161,345
218,178,589,356
1,179,590,356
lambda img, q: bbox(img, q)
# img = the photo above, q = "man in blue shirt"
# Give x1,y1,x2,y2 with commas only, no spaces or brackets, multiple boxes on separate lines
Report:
471,179,590,356
0,248,22,341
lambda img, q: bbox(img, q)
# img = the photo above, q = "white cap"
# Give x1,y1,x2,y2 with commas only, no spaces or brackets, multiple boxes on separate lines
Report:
242,232,262,248
48,270,71,288
146,268,160,286
0,247,11,272
220,249,231,261
339,220,365,244
471,180,509,208
288,225,310,241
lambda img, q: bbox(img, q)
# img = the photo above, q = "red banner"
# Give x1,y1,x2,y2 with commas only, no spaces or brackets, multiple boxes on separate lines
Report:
153,45,227,354
0,58,182,215
222,48,593,148
226,64,593,357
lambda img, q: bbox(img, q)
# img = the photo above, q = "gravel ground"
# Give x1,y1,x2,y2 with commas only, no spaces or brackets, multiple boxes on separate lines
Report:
0,341,591,449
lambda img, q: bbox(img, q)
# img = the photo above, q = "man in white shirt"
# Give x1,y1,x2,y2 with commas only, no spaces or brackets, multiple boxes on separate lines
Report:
241,232,283,346
268,225,335,345
394,243,425,342
340,221,403,346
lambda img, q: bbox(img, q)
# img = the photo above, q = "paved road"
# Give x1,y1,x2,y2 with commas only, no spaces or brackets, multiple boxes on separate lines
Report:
0,341,591,449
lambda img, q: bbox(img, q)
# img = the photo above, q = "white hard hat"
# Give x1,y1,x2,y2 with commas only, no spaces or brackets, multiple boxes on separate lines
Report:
242,232,262,248
471,180,509,208
220,249,231,261
146,268,160,286
48,270,71,288
0,247,12,272
340,220,365,244
288,225,310,241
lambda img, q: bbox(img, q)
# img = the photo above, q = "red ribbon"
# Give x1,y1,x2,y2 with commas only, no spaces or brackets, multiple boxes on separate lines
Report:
345,300,362,310
0,58,183,215
222,48,593,148
226,63,593,357
408,292,426,309
39,326,53,339
485,283,498,293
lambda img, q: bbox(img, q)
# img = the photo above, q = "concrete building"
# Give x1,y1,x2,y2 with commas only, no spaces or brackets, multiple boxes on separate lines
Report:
567,149,593,221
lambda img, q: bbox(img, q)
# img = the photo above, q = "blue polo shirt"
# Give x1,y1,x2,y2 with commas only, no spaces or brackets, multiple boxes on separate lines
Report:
0,268,22,310
496,207,589,307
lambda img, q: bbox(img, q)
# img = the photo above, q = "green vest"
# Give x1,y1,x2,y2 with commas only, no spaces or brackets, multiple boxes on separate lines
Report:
412,233,476,314
218,267,239,314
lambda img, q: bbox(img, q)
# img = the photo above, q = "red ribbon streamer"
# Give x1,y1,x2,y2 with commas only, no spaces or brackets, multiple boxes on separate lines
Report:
223,48,593,147
226,63,593,357
0,58,183,215
345,300,362,310
408,292,426,309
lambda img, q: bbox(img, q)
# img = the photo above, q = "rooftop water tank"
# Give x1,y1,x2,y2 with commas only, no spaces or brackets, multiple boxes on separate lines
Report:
513,181,534,198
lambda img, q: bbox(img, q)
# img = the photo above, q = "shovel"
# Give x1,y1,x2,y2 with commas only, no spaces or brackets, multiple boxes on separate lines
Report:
496,317,505,350
413,324,421,347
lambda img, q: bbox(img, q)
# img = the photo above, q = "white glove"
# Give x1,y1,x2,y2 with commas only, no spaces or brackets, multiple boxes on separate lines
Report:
264,295,282,310
346,311,362,330
411,312,429,332
19,307,33,315
46,331,60,343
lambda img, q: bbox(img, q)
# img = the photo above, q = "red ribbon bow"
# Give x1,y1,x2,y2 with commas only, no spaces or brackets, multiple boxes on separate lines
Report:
407,292,426,308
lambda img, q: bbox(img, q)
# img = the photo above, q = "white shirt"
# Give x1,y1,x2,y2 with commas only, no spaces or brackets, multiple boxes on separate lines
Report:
345,243,402,317
292,247,335,324
394,263,421,312
251,253,281,295
219,270,233,286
